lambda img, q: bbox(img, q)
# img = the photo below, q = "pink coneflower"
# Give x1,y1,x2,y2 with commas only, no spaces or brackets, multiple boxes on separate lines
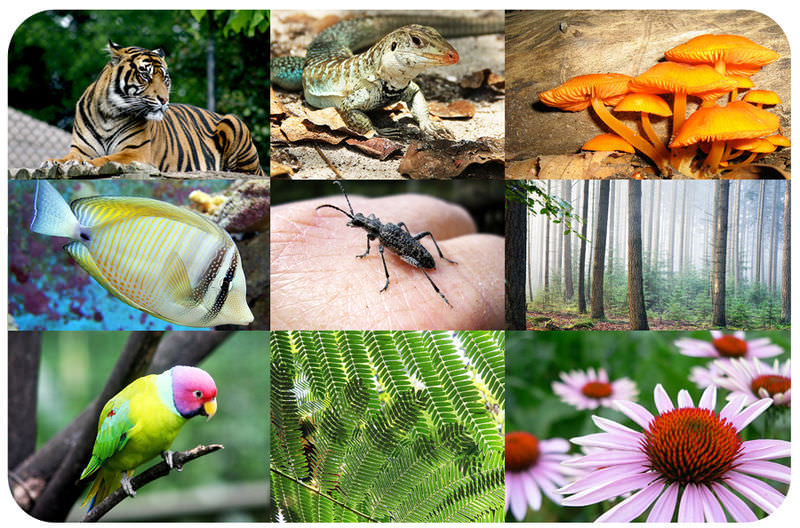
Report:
675,331,784,388
714,357,791,407
505,432,571,521
559,384,789,522
552,368,638,410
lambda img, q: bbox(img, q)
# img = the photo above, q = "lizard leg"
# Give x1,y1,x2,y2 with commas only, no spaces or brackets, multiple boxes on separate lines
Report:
339,87,381,136
403,82,455,140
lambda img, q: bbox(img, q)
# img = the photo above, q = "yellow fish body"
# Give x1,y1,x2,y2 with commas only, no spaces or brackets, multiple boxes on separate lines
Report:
30,181,253,327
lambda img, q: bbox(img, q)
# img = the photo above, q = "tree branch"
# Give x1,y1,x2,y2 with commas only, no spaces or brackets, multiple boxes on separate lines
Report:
81,443,224,522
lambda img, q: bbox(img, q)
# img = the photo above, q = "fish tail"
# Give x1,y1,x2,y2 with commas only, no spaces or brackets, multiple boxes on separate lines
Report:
30,181,83,239
81,467,119,511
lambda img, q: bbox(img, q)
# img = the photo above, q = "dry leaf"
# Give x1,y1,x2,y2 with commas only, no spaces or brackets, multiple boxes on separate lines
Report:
270,87,288,117
270,159,294,176
398,137,504,179
428,100,476,119
344,137,404,160
280,116,347,144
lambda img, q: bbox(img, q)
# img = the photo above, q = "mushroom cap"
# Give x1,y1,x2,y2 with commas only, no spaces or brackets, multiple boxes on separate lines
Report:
727,137,777,153
727,74,755,89
539,73,632,112
670,100,780,148
581,133,636,153
765,134,791,147
630,62,738,98
613,93,672,116
665,34,780,76
742,89,782,106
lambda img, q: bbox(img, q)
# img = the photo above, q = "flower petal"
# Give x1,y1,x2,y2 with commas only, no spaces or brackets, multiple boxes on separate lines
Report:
558,463,647,495
614,399,654,430
739,439,791,462
520,470,542,511
734,460,791,484
646,482,679,522
677,483,704,522
509,472,529,520
596,480,665,522
653,384,674,414
710,482,758,522
571,432,642,451
696,483,726,522
724,471,786,513
560,473,658,507
729,398,773,431
676,389,694,408
562,450,648,469
698,385,717,410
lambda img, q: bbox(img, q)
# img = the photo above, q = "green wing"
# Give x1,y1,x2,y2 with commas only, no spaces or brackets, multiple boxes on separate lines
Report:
80,398,133,480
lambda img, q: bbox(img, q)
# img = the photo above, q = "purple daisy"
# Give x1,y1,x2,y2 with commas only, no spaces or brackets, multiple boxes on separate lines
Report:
714,357,791,407
675,331,784,389
559,384,789,522
552,367,638,410
505,432,571,521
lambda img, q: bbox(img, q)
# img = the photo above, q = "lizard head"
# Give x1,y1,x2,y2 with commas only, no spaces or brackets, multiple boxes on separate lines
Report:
378,25,459,77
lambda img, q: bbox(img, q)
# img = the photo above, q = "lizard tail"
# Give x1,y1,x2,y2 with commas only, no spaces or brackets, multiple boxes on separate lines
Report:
271,56,306,91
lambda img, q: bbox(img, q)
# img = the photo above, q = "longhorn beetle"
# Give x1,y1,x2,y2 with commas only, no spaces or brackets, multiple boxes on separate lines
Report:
316,182,457,307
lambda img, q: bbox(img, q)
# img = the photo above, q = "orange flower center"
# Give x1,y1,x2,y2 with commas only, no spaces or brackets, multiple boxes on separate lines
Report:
581,381,613,399
712,335,748,357
505,431,540,472
751,374,790,400
643,407,742,485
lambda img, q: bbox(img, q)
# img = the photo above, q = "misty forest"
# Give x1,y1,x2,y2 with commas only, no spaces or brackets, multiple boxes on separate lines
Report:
522,180,789,331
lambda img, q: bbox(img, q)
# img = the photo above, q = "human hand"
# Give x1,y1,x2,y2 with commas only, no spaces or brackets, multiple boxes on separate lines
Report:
271,192,504,330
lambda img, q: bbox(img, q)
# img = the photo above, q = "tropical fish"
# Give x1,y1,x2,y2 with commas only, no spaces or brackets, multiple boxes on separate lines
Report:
29,181,253,327
80,365,218,510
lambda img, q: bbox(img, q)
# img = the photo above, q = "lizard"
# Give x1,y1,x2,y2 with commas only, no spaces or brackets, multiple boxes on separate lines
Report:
270,13,504,140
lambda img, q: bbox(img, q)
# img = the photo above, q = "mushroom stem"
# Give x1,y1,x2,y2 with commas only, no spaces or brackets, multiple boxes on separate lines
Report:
672,92,688,136
640,113,670,161
590,97,664,171
704,141,726,174
723,152,759,169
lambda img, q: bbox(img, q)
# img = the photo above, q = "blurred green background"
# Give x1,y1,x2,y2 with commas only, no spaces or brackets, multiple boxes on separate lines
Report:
506,330,791,522
34,331,268,521
8,10,268,165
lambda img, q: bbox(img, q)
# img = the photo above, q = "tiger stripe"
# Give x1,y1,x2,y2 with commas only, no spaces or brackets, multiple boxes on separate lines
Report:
46,41,263,175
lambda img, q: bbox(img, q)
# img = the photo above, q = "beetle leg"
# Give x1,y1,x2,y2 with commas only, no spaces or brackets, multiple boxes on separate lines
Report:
413,231,457,264
378,244,391,292
356,234,373,258
419,268,453,308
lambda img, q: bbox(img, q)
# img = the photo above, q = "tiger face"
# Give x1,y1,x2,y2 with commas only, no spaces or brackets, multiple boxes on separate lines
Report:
106,41,171,121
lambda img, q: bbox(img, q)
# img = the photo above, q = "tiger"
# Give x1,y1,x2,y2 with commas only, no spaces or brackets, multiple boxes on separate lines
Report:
44,41,264,175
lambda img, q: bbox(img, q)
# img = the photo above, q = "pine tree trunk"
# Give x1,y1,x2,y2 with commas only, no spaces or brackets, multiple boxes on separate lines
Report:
628,181,649,330
578,180,589,314
544,182,551,304
781,182,791,323
712,181,730,327
608,182,615,275
754,181,766,286
563,181,574,301
768,182,780,291
591,181,610,320
732,183,741,292
506,192,526,330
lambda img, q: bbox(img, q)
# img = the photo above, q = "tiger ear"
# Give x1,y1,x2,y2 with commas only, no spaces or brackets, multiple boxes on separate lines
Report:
153,48,166,58
107,40,126,64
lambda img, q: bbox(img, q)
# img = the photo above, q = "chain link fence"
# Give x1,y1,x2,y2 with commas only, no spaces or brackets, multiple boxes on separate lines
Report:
8,108,72,169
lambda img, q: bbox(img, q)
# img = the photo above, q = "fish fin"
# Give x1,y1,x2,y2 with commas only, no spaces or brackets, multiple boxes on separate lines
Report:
29,181,83,239
164,253,200,307
71,196,224,236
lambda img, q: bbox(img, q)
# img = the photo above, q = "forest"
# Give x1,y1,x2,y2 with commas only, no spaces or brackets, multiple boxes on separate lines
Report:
511,180,789,331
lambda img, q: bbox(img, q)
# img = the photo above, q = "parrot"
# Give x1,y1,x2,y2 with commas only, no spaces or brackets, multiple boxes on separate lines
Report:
79,365,218,510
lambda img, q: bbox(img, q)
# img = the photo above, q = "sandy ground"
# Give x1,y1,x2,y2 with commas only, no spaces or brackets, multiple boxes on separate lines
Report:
270,10,505,179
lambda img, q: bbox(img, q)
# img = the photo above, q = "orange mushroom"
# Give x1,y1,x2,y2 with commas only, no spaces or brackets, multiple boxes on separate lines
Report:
613,93,672,163
581,133,635,153
742,89,781,108
765,134,791,147
665,34,780,77
630,62,738,134
722,138,777,169
669,100,780,175
539,73,664,171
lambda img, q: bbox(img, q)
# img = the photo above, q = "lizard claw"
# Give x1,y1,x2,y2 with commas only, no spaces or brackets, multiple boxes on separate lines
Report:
375,126,405,140
422,122,456,141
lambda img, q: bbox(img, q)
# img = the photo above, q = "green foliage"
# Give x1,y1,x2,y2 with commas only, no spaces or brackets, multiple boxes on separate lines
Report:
507,181,583,236
270,331,505,523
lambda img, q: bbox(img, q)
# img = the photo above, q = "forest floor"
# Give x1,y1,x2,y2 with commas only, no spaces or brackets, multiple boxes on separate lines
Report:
525,310,788,331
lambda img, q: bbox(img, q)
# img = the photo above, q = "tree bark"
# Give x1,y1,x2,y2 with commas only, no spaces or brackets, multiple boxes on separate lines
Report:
590,181,610,320
627,181,649,330
781,182,791,323
543,181,551,303
712,181,730,327
754,181,766,286
563,181,574,301
505,193,526,330
578,180,590,314
8,332,41,469
608,182,615,276
732,182,741,292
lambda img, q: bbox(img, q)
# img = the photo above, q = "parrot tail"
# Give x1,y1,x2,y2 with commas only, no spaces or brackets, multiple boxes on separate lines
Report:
81,467,128,511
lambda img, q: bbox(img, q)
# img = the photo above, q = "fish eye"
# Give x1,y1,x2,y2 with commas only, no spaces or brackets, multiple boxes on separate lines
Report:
193,390,203,398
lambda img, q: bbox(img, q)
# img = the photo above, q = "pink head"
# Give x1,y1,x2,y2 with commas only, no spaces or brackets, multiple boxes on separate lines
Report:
170,365,218,420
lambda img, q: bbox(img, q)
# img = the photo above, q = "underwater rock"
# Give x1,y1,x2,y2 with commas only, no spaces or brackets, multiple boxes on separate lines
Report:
212,180,271,233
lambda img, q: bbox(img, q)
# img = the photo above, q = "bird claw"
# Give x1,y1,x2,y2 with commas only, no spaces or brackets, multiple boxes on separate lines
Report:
120,473,136,497
162,450,183,471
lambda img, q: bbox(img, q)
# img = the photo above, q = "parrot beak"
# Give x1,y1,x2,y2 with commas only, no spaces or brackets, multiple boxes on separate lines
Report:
203,398,217,421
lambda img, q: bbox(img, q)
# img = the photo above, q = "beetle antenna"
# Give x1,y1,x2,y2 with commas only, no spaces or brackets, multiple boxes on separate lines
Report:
334,181,356,216
315,203,354,219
